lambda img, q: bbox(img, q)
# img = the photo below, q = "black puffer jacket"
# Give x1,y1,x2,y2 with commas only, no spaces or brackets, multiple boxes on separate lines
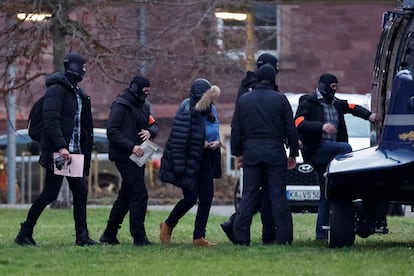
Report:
107,89,158,163
295,90,372,160
159,83,210,189
39,72,93,176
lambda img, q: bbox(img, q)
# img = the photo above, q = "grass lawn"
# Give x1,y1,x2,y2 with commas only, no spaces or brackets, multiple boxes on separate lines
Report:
0,207,413,275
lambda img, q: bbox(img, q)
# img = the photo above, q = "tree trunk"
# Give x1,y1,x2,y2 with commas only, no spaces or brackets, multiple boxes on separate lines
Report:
50,10,71,209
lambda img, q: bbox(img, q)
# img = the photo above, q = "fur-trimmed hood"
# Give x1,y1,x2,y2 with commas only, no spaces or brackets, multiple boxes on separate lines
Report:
195,85,220,112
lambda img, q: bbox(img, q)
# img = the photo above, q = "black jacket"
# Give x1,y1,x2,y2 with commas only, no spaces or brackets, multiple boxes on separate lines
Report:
159,97,206,189
107,89,158,163
237,71,279,99
231,83,299,166
39,72,93,176
295,90,372,160
160,73,224,191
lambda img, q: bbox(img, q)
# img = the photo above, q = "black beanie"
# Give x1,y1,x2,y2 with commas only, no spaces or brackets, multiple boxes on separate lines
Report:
63,53,86,83
256,53,279,72
256,64,276,84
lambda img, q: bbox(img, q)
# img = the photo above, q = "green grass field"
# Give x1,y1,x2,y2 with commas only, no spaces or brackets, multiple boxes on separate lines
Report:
0,207,413,275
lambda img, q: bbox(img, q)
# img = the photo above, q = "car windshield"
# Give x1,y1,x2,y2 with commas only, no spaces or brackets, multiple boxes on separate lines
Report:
344,114,370,137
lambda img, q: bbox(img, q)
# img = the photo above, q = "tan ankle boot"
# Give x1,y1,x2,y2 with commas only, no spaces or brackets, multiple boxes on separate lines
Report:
193,237,217,247
160,222,173,244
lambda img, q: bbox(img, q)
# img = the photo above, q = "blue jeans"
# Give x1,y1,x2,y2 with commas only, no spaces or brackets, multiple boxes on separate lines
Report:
307,141,352,240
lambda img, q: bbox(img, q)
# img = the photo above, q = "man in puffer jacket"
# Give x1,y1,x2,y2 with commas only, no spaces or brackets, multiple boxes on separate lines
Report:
159,78,221,246
15,53,96,247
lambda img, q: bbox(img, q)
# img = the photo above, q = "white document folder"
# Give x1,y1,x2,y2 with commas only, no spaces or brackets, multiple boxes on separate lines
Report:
53,153,84,177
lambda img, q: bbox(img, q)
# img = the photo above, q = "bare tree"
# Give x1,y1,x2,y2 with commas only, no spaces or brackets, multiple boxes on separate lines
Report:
0,0,271,204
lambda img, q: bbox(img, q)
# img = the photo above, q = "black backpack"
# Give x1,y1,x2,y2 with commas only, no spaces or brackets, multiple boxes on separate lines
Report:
27,96,45,142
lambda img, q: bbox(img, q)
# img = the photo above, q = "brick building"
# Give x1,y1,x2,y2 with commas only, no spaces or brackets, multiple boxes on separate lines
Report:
1,0,396,153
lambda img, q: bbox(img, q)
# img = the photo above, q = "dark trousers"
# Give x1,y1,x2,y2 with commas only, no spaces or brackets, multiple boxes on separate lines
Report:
24,167,88,235
229,177,276,243
165,153,214,239
307,141,352,240
106,161,148,240
233,163,292,245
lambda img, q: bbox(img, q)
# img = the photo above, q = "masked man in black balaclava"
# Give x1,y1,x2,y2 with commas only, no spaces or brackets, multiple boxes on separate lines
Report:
294,73,377,241
64,53,86,85
15,53,96,247
100,75,159,246
318,73,338,103
221,53,280,245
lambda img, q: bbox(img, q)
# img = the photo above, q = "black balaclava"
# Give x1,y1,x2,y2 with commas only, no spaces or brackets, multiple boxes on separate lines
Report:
256,64,276,85
63,53,86,84
318,73,338,103
256,53,279,72
130,75,151,103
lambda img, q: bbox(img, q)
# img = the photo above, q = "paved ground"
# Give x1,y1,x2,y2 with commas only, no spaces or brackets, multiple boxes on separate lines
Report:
0,204,236,217
148,204,235,217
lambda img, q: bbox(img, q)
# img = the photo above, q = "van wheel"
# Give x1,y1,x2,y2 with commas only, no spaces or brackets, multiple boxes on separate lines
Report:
328,199,355,248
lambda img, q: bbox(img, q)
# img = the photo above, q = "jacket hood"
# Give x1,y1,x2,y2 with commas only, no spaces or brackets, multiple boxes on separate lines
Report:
45,72,75,90
195,85,220,112
190,78,211,107
115,88,146,108
240,71,279,92
240,71,257,90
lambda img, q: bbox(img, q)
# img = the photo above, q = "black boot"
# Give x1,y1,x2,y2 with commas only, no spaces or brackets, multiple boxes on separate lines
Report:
76,229,97,246
133,236,153,246
100,223,121,245
15,222,37,246
220,214,236,244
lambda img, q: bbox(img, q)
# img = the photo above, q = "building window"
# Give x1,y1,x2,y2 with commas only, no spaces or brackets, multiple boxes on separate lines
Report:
215,4,279,60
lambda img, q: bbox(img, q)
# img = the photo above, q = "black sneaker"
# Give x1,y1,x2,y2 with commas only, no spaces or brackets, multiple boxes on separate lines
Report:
356,219,375,238
15,224,37,247
133,237,153,246
220,221,236,244
99,234,120,245
76,231,97,246
375,221,389,234
15,233,37,246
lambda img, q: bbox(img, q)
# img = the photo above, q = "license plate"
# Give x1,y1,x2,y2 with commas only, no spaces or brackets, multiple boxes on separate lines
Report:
286,190,320,201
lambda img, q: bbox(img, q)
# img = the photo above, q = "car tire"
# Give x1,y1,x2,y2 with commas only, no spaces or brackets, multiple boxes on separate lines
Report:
94,174,120,197
328,199,355,248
